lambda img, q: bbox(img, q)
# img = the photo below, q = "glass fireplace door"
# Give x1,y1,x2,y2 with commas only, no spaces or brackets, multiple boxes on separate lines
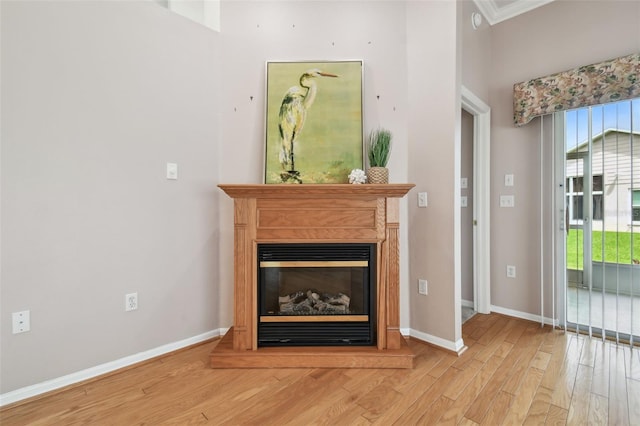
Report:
257,243,376,346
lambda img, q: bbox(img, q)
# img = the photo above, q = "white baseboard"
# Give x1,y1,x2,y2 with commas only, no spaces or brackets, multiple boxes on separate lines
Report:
490,305,557,326
461,299,474,308
409,328,465,354
0,328,223,407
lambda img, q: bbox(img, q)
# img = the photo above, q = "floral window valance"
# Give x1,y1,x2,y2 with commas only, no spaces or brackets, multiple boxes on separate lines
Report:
514,53,640,126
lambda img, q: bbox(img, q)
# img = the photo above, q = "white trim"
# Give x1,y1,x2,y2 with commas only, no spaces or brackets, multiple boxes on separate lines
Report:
491,305,557,326
0,329,224,407
461,299,474,308
554,112,567,330
540,118,544,326
400,327,411,337
409,328,465,353
461,86,491,315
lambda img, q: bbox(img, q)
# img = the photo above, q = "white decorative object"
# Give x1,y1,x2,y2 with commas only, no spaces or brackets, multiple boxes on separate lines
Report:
348,169,367,184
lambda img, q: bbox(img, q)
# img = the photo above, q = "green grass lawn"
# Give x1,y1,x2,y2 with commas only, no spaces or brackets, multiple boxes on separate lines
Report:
567,229,640,269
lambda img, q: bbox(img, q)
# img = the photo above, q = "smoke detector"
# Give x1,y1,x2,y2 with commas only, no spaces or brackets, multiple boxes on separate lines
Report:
472,12,483,29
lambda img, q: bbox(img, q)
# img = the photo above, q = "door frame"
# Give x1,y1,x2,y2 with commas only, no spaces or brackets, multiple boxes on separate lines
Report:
461,86,491,314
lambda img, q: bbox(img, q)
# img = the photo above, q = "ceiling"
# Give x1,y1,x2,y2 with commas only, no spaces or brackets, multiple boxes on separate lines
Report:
472,0,555,25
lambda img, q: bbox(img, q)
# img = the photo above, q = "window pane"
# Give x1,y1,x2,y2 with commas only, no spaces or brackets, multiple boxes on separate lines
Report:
593,175,603,192
572,195,583,220
633,190,640,206
574,177,583,192
593,194,603,220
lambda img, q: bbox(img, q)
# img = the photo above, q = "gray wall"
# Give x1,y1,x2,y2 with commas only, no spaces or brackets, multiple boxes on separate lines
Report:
461,0,491,102
1,1,221,393
407,0,461,344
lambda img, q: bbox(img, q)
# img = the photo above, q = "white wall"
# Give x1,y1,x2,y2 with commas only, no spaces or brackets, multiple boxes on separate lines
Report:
1,1,221,393
488,0,640,317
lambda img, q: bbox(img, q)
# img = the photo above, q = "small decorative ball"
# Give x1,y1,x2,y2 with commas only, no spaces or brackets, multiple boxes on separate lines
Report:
348,169,367,184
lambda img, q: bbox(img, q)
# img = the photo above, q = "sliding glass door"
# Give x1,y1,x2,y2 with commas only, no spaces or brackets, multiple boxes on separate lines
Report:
562,99,639,345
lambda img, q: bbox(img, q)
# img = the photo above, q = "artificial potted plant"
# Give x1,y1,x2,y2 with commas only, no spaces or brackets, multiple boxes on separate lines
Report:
367,128,392,184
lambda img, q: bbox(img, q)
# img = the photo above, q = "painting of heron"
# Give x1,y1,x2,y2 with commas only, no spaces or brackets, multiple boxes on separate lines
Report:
265,61,363,184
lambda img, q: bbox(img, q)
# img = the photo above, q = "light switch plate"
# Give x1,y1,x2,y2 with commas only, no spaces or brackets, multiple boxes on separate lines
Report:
505,174,514,187
461,178,468,189
166,162,178,180
461,196,468,207
418,192,428,208
418,279,428,295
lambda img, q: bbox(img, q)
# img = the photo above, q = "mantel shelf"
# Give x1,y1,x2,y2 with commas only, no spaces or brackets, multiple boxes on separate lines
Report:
218,183,415,199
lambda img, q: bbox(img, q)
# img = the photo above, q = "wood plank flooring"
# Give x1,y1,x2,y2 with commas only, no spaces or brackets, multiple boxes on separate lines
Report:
1,313,638,425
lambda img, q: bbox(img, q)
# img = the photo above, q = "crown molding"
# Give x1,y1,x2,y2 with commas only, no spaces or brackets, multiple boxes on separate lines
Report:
473,0,555,26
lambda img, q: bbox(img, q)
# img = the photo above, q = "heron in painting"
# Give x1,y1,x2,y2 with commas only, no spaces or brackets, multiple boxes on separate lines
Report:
278,69,338,180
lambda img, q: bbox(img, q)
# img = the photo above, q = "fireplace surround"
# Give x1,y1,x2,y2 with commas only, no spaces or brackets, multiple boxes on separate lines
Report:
211,184,415,369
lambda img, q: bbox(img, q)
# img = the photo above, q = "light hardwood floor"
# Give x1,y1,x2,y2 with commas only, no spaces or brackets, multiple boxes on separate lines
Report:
1,313,638,425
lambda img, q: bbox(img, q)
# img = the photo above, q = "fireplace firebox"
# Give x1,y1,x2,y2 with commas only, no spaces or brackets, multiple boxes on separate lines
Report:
258,243,376,346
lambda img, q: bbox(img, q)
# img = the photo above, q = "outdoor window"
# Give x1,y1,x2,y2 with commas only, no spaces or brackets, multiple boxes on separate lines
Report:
632,190,640,222
566,175,603,222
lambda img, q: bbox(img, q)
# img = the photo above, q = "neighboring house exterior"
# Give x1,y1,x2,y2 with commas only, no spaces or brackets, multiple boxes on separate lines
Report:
566,129,640,232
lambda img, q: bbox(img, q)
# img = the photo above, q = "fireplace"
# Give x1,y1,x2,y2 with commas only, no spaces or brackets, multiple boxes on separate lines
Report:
211,184,415,369
258,243,376,346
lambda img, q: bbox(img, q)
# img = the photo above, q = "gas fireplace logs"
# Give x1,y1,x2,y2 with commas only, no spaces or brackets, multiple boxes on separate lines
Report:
278,290,351,315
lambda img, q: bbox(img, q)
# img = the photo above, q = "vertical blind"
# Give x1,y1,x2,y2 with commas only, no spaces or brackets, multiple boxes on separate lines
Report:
563,99,639,346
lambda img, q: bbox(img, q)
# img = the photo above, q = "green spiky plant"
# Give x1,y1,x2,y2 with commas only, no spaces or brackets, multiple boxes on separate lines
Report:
368,128,392,167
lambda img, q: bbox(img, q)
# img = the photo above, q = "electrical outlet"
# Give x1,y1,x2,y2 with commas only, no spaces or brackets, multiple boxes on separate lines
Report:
12,310,30,334
506,265,516,278
125,293,138,311
500,195,515,208
418,279,428,295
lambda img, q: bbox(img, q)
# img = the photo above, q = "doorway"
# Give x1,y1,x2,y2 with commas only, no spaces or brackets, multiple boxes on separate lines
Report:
460,86,491,317
461,109,475,322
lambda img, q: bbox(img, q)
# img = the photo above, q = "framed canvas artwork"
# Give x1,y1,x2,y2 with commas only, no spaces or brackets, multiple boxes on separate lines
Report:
264,60,363,184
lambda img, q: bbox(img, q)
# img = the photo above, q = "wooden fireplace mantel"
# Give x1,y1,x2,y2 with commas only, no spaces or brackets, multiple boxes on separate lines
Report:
211,183,415,369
